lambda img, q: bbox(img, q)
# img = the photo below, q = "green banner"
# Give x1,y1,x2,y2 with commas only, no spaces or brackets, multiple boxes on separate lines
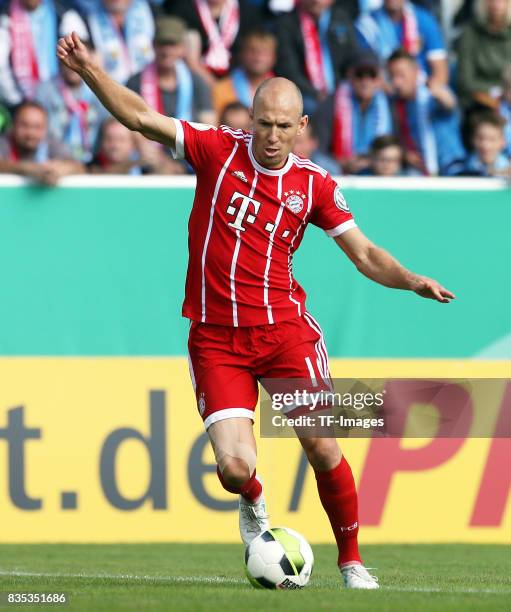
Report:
0,184,509,357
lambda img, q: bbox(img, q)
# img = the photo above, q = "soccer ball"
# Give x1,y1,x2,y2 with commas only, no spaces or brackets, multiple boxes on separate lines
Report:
244,527,314,589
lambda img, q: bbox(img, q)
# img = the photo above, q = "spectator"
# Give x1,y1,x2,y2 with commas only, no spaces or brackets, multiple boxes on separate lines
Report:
293,122,341,174
89,117,185,174
460,111,510,175
87,0,155,84
362,133,414,175
388,49,465,175
219,101,251,130
127,17,216,125
275,0,358,114
501,64,511,154
0,100,84,184
35,45,107,162
456,0,511,110
314,49,392,174
213,29,276,116
0,0,89,107
356,0,448,86
164,0,262,84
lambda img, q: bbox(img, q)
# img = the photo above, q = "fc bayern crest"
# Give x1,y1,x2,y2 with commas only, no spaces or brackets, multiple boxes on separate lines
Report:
284,190,306,214
198,392,206,416
334,186,350,212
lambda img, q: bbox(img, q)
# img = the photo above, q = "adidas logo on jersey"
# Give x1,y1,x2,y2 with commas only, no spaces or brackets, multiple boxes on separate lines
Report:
232,170,248,183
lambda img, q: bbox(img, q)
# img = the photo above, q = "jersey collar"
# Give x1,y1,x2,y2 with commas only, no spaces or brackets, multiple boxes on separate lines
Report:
248,140,294,176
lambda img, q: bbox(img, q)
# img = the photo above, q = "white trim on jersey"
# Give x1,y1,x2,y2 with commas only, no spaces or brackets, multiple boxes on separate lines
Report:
203,407,255,430
325,218,357,238
291,154,328,178
263,174,285,324
201,141,240,322
230,171,259,326
248,141,294,176
170,118,185,160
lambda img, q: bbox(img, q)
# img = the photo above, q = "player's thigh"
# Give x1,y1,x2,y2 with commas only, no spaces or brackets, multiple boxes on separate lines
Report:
259,312,332,384
188,321,259,429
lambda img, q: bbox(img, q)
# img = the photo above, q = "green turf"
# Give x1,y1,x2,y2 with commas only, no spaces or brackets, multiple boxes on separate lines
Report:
0,544,510,611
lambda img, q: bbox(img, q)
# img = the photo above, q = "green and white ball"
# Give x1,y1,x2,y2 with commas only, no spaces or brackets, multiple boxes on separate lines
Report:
244,527,314,589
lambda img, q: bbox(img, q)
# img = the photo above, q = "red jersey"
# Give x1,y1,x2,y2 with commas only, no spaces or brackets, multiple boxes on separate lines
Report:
172,120,357,327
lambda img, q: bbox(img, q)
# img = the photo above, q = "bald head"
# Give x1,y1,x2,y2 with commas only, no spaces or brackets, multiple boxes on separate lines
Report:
253,77,304,121
250,77,308,169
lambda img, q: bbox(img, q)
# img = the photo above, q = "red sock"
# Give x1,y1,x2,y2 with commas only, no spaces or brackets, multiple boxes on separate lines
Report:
216,466,262,503
314,456,362,567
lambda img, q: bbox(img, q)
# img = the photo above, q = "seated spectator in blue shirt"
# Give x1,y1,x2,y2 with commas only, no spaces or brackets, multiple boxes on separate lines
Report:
359,133,423,175
0,0,89,107
35,44,108,163
89,117,185,174
356,0,448,86
461,111,511,176
501,65,511,156
388,49,465,175
0,100,84,184
293,122,341,175
86,0,155,85
313,49,392,174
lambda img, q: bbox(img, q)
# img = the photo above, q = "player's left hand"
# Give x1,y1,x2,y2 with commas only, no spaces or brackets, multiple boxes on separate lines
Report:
411,276,455,303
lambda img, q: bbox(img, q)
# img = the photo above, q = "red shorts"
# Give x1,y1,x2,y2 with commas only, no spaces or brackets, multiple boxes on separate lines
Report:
187,313,331,429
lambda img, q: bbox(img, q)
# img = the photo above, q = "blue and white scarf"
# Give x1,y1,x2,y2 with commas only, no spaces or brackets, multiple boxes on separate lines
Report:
88,0,154,83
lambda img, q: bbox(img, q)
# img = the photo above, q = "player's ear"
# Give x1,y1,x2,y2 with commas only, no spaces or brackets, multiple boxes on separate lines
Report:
297,114,308,136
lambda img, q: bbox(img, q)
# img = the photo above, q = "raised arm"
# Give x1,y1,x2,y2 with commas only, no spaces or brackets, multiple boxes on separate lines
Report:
56,32,176,147
335,227,455,303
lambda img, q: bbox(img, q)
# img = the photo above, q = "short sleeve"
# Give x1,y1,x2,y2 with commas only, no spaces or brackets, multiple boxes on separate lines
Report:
419,9,446,61
309,175,357,237
170,119,220,169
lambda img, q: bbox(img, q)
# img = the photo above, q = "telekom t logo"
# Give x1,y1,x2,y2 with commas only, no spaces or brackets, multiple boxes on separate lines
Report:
226,191,261,232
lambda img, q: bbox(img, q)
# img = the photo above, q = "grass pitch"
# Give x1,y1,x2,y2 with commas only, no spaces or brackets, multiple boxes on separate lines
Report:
0,544,510,611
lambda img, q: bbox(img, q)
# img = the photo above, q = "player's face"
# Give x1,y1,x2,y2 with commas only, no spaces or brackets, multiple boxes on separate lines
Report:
13,107,47,152
473,124,505,164
251,100,308,168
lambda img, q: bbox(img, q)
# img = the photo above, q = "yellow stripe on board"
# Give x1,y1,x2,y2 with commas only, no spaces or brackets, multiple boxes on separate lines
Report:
0,358,509,543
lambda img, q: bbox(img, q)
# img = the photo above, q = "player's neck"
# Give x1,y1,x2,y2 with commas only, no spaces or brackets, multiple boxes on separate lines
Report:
254,151,289,171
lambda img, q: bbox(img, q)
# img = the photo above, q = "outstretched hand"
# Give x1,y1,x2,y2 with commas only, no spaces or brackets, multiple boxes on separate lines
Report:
56,32,92,74
411,276,455,303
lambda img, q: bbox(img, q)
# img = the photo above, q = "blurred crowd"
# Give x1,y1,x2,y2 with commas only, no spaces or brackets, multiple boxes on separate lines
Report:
0,0,510,183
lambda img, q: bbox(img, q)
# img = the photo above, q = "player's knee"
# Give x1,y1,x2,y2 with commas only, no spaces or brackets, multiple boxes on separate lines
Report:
301,438,341,471
220,457,251,488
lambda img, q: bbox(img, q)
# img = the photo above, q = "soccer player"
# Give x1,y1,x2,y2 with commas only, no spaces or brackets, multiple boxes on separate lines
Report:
57,32,455,590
